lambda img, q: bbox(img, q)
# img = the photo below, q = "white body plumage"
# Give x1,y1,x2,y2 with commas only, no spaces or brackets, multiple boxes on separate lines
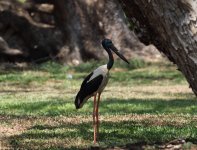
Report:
88,64,109,94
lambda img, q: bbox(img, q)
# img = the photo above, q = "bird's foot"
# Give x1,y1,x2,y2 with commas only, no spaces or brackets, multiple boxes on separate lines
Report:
91,142,100,150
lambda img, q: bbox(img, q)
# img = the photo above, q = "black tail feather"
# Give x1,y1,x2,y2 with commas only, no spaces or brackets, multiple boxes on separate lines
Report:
75,92,81,109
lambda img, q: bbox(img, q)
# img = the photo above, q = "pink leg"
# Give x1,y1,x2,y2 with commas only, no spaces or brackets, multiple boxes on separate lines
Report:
95,93,101,142
93,94,97,144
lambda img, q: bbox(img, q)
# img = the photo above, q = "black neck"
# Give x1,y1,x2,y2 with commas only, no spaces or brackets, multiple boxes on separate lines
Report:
105,48,114,70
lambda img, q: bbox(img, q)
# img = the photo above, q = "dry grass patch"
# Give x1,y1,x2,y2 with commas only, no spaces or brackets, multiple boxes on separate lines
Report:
105,85,194,100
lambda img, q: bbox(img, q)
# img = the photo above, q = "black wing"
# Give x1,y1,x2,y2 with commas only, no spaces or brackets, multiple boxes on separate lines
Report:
80,72,93,90
80,74,103,95
75,73,103,109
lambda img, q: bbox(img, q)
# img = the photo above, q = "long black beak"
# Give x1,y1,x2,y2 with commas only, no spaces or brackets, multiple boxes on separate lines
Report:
110,45,130,64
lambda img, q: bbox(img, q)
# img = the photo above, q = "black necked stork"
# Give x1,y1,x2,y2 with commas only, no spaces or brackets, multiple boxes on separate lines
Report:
75,39,129,144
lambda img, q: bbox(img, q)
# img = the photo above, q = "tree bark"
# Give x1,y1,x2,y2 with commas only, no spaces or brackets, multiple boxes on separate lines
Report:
119,0,197,95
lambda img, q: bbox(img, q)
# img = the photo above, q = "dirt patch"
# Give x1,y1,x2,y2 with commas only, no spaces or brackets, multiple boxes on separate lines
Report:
0,115,31,149
0,125,24,149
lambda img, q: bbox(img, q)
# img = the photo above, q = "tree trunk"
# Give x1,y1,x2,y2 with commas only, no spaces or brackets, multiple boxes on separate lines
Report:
51,0,142,64
0,0,161,64
119,0,197,95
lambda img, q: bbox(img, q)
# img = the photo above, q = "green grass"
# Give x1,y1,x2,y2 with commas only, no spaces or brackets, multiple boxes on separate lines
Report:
0,59,196,149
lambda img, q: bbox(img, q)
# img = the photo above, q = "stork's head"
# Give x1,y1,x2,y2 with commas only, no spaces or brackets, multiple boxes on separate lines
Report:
102,39,113,48
101,39,130,64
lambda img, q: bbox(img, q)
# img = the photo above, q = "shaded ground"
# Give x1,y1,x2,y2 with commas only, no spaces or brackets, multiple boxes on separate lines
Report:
1,113,197,149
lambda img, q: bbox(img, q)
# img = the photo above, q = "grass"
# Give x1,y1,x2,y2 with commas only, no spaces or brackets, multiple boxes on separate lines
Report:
0,59,196,149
